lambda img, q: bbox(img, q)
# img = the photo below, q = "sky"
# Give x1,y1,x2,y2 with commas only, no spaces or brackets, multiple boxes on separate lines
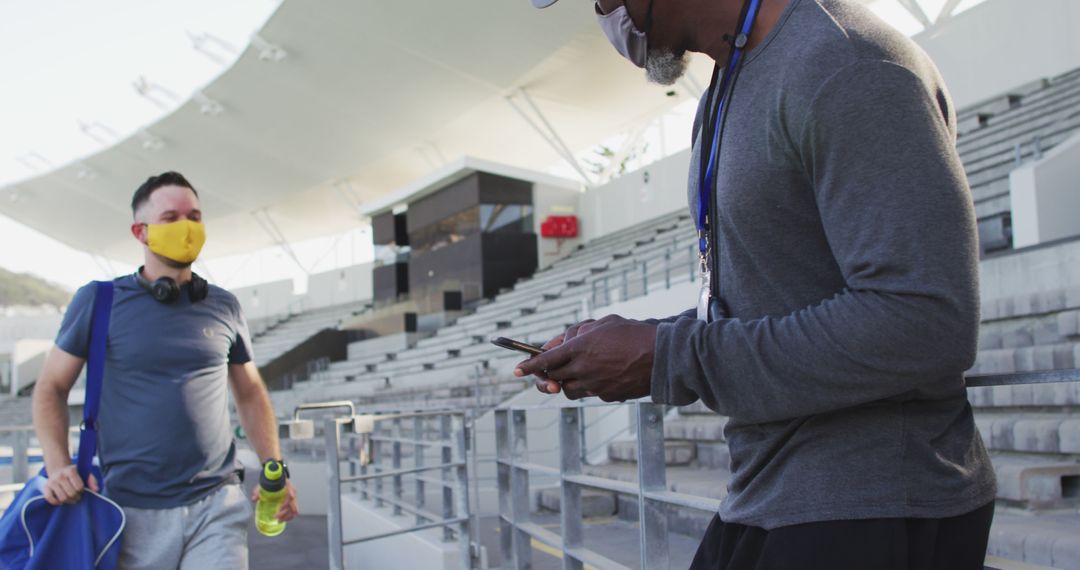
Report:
0,0,281,290
0,0,987,293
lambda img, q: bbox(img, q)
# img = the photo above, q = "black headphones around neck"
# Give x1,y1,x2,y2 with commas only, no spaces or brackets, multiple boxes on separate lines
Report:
135,268,209,304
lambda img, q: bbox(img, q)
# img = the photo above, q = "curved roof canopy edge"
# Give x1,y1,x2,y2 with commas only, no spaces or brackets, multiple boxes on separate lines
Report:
0,0,708,264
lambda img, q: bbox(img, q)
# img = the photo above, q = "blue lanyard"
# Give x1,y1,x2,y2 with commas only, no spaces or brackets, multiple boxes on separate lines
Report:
697,0,762,255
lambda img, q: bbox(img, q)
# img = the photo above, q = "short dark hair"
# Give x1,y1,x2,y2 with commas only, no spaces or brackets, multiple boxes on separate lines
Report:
131,171,199,216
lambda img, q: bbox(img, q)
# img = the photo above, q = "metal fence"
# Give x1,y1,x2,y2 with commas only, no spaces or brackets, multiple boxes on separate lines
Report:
590,243,696,310
495,370,1080,570
284,401,477,570
0,426,79,488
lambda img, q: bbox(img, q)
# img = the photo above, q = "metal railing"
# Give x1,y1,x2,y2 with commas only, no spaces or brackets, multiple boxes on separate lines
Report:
590,243,697,310
495,370,1080,570
0,426,79,485
0,427,36,486
283,402,477,570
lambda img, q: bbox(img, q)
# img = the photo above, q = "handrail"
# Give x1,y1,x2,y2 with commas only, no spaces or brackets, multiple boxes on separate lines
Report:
292,400,355,421
495,369,1080,570
965,369,1080,387
288,403,476,570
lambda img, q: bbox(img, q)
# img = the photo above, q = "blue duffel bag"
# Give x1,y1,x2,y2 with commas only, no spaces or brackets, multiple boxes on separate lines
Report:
0,281,125,569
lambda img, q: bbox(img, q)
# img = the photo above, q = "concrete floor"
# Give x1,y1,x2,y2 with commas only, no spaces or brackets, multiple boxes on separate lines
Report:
476,512,701,570
246,512,702,569
248,515,329,569
244,511,1077,570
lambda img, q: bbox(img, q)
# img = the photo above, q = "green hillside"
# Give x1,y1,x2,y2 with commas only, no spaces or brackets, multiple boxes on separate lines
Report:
0,267,72,308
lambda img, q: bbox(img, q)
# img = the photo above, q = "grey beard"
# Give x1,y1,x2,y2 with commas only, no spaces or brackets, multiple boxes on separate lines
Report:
645,49,689,85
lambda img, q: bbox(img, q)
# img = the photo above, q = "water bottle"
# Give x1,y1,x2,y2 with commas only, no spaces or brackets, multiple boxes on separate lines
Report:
255,460,287,537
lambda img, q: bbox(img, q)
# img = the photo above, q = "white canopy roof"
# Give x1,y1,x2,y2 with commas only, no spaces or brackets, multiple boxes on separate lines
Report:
0,0,975,265
0,0,714,263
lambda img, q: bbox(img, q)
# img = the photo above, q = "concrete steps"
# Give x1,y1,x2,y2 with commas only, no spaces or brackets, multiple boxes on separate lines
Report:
976,413,1080,454
971,343,1080,375
664,416,728,442
531,462,729,539
607,439,695,466
987,511,1080,569
968,382,1080,408
989,453,1080,509
0,398,33,427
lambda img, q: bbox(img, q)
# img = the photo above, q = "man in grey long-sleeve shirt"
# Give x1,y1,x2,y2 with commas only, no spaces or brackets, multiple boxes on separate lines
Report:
521,0,996,567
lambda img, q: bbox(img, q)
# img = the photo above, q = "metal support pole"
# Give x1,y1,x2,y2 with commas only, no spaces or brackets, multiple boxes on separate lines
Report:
441,414,454,542
641,260,649,296
578,407,587,465
392,418,403,516
495,410,515,567
347,436,357,496
454,417,474,570
374,421,385,508
636,404,670,569
559,408,585,570
665,250,672,289
325,418,345,570
509,409,533,569
467,411,482,562
13,430,29,484
359,436,369,501
414,416,426,525
689,244,696,281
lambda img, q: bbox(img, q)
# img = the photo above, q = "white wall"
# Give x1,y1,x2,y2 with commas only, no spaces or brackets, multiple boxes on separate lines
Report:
231,279,295,321
532,182,585,269
579,149,690,243
0,314,62,345
914,0,1080,109
1009,134,1080,248
306,263,374,310
0,313,62,394
10,339,53,396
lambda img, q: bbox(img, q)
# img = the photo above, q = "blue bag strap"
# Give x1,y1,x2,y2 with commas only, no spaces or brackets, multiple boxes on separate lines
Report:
76,280,113,481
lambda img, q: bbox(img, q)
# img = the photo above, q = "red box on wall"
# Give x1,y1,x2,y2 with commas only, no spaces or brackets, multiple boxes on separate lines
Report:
541,215,578,238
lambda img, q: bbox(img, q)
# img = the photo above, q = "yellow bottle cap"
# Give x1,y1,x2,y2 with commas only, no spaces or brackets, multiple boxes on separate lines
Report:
263,460,283,481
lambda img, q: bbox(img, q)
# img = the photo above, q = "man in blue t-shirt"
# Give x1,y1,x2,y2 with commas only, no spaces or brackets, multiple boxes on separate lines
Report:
32,171,299,569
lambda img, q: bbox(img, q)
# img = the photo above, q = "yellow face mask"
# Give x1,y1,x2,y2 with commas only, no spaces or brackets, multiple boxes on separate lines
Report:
146,220,206,264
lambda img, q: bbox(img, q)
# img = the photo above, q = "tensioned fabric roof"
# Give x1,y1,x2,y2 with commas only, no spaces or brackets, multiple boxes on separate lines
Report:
1,0,948,264
0,0,717,264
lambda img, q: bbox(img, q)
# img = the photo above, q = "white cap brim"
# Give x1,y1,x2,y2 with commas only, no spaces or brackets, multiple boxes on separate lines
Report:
531,0,560,7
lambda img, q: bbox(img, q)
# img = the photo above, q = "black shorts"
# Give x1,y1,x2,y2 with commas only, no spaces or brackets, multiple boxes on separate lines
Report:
690,501,994,570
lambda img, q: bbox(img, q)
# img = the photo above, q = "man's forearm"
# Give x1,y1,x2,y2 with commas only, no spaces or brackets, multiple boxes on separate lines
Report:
644,307,696,326
32,385,73,473
234,384,282,462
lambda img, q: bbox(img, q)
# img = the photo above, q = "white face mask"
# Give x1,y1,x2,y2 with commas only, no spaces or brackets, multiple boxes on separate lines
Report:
596,3,648,68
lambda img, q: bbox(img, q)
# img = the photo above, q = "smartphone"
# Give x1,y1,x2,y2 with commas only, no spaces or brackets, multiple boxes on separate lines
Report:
491,336,545,356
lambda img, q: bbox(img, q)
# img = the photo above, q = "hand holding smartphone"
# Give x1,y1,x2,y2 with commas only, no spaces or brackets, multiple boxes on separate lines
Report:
491,336,545,356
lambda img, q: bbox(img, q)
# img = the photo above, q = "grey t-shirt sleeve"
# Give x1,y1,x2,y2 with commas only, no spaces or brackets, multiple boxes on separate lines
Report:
644,308,697,326
55,283,98,359
228,302,254,364
651,60,980,423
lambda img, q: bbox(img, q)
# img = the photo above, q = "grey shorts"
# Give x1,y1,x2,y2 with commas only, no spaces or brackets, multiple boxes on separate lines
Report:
118,483,251,570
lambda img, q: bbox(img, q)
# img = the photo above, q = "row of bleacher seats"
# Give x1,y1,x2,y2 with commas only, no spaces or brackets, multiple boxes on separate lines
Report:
957,67,1080,224
272,211,697,409
262,65,1080,406
251,300,372,368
